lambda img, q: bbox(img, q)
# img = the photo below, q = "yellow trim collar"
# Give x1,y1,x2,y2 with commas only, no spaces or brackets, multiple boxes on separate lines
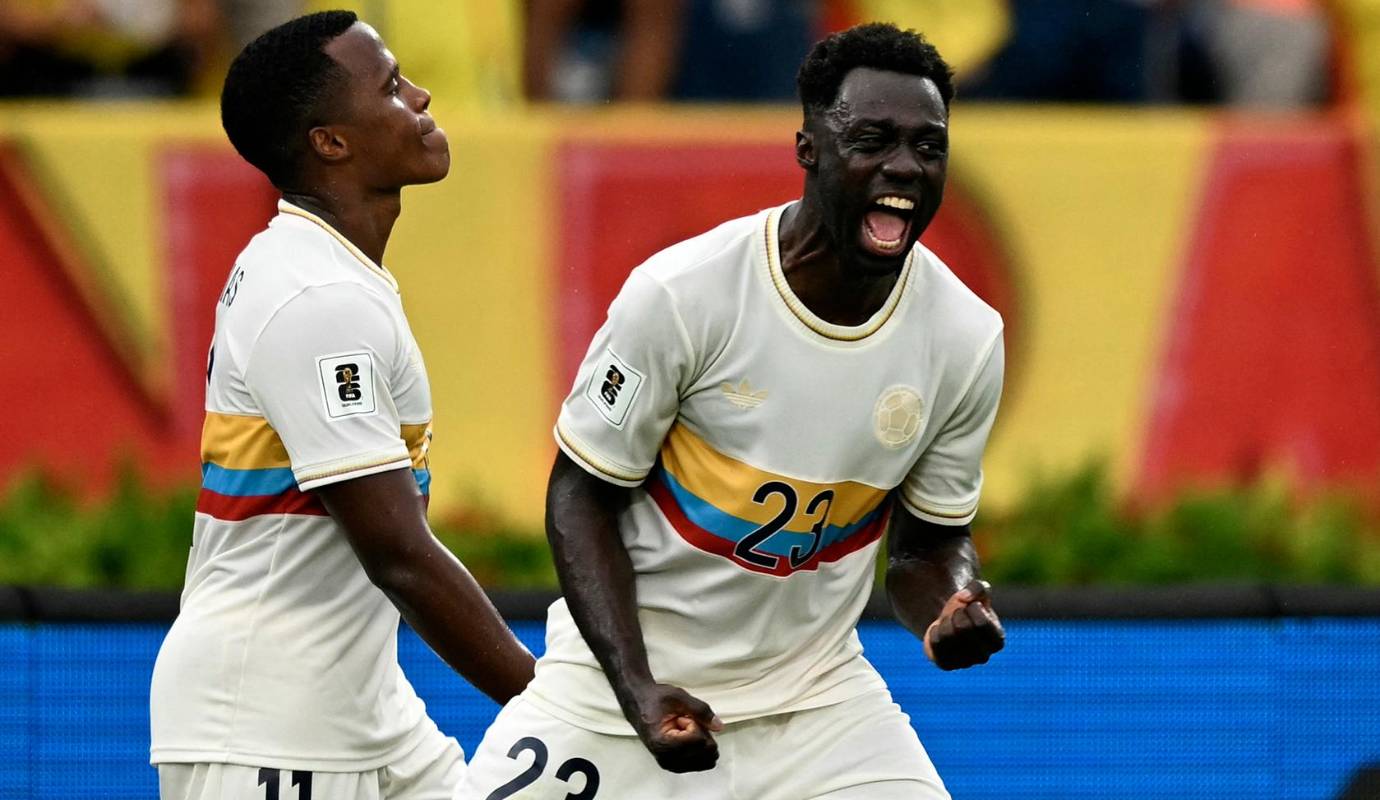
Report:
278,200,400,294
762,205,914,342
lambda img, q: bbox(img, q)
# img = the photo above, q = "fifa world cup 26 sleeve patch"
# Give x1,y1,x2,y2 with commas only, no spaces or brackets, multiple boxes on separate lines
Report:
317,351,377,419
584,348,644,428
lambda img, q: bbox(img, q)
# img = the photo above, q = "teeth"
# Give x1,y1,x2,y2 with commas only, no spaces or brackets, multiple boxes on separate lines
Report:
865,227,904,247
876,196,914,211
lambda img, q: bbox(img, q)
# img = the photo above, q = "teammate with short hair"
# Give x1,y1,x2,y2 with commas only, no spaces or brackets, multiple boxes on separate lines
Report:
457,22,1005,800
149,11,535,799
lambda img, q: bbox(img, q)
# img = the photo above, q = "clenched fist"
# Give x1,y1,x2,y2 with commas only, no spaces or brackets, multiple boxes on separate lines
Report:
924,579,1005,670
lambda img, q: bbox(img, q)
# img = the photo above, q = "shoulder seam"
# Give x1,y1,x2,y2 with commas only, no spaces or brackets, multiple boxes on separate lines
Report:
643,217,758,279
629,270,698,389
243,281,401,382
951,324,1004,417
925,323,1004,442
911,245,1002,317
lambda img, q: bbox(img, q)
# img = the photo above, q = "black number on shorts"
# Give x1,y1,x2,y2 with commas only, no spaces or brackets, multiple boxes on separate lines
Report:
291,771,313,800
259,769,311,800
258,768,279,800
487,736,601,799
487,737,548,799
734,481,797,568
555,757,600,799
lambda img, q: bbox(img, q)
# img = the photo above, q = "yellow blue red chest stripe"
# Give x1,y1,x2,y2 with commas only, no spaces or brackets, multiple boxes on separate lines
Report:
648,423,891,576
197,412,432,520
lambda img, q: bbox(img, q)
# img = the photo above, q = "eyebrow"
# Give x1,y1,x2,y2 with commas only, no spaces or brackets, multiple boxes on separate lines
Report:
380,61,400,91
849,117,948,135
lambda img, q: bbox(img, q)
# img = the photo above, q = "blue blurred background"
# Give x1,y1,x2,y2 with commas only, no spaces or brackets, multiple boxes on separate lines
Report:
3,618,1378,799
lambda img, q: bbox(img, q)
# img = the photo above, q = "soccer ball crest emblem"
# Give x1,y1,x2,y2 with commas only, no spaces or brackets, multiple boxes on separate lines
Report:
874,386,923,448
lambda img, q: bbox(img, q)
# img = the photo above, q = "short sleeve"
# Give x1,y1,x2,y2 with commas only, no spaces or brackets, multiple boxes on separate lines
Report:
554,271,692,486
245,283,412,491
898,329,1005,525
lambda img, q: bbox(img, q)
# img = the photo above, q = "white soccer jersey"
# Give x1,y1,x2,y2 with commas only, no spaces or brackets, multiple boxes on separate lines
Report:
527,204,1004,733
150,201,445,771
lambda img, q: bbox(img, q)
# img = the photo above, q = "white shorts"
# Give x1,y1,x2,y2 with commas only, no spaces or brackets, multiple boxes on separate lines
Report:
157,729,464,800
456,691,949,800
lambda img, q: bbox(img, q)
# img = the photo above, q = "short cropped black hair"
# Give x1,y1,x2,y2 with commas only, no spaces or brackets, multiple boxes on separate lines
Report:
797,23,955,120
221,10,359,189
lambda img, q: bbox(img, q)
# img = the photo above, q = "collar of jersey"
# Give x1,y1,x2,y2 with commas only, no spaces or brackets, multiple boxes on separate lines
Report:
278,200,401,294
762,204,914,342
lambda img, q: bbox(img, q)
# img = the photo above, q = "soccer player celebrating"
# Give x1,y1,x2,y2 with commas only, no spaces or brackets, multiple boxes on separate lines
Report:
149,11,535,798
458,22,1005,800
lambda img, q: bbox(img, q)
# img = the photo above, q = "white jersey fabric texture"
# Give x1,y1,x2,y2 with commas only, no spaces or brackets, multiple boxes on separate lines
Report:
158,731,464,800
458,692,949,800
528,203,1005,733
150,201,446,772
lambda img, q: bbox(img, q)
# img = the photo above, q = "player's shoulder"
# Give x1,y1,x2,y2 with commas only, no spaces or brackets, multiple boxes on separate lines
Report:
231,210,391,316
633,207,768,287
243,211,381,290
907,242,1004,344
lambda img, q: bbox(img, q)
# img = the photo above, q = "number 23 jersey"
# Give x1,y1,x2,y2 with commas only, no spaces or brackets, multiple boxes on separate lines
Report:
531,203,1005,732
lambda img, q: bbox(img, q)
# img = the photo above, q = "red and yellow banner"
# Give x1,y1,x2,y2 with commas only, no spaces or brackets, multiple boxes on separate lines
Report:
3,102,1378,527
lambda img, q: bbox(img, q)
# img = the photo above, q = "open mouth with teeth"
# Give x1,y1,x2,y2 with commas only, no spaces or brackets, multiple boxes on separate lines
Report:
860,195,915,258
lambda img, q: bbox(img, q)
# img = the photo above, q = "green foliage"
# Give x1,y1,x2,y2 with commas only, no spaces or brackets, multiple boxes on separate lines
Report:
431,523,556,589
2,463,1378,590
0,469,198,590
976,463,1380,585
0,469,552,591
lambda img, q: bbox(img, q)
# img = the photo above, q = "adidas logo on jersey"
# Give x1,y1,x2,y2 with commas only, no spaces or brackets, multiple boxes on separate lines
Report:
721,380,768,409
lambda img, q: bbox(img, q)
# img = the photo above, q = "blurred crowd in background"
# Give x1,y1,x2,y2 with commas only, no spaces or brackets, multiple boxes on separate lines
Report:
0,0,1367,110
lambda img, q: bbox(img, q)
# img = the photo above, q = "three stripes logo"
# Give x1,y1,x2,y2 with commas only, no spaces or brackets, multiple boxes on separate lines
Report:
720,379,768,409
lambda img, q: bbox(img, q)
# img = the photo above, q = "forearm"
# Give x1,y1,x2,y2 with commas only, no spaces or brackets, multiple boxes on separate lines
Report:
886,525,981,640
546,457,656,725
318,469,535,704
375,545,535,704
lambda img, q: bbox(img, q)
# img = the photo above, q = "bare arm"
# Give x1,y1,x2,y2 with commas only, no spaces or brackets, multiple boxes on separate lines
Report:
886,506,1004,670
545,451,720,772
316,467,535,704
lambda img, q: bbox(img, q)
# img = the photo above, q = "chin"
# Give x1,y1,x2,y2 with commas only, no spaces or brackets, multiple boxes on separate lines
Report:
416,156,451,185
850,244,912,277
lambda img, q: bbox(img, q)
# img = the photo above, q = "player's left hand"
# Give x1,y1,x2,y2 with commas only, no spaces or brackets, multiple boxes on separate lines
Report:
924,579,1005,671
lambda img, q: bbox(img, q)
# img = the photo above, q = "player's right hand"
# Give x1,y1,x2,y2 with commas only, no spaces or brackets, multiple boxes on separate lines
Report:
630,683,724,773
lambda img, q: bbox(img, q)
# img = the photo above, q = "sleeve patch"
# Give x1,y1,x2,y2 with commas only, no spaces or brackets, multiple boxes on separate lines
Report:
317,352,377,419
583,348,644,429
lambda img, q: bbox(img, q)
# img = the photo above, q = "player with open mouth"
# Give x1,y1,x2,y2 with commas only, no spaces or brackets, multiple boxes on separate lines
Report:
863,195,917,256
459,21,1003,800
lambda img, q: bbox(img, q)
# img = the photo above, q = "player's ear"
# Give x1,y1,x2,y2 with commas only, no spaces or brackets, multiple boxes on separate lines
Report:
308,125,350,165
795,129,816,171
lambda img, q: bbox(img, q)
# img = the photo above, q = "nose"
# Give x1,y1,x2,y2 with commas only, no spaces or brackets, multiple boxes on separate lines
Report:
412,83,431,112
881,146,922,182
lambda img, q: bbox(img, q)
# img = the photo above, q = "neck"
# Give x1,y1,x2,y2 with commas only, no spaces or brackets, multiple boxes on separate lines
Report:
282,183,402,266
778,195,901,326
